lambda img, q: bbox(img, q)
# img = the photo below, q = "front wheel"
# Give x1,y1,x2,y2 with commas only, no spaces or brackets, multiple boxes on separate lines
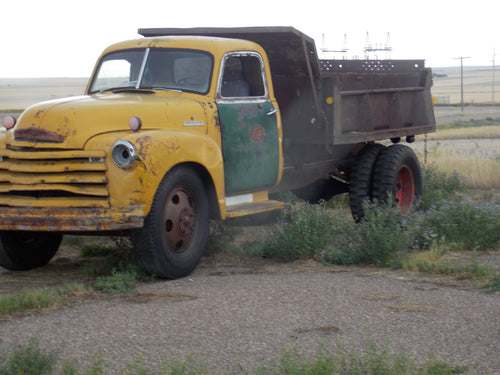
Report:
372,145,422,216
0,232,62,271
131,167,209,279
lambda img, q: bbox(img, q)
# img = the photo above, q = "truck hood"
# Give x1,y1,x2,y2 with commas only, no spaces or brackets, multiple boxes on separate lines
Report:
9,93,209,149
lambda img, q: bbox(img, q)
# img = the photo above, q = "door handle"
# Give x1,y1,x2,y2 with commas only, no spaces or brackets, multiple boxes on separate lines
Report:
266,108,278,116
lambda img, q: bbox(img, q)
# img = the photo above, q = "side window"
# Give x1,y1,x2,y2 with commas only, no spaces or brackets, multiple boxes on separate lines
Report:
220,54,266,98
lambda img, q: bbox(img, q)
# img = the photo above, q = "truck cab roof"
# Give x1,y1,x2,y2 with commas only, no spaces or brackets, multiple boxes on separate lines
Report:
138,26,320,79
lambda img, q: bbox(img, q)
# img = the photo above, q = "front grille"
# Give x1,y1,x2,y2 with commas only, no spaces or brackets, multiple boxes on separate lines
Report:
0,147,109,208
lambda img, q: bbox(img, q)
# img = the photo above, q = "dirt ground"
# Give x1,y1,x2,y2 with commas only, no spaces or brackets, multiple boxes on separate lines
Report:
0,244,499,374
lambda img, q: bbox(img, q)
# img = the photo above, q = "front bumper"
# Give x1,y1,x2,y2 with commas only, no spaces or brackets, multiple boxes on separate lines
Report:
0,206,144,232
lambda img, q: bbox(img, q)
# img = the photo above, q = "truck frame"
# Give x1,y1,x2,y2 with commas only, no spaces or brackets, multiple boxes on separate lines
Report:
0,27,435,278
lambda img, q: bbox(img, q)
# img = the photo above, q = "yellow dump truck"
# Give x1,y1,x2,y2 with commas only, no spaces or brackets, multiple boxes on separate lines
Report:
0,27,435,278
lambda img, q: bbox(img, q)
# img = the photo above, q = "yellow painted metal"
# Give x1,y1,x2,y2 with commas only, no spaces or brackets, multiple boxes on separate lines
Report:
0,159,107,173
224,190,284,218
225,200,285,218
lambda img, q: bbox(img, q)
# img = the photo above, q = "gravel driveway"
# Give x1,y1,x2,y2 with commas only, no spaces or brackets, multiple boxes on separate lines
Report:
0,256,498,374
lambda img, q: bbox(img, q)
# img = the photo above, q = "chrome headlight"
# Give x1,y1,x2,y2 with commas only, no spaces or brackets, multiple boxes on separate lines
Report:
112,140,138,169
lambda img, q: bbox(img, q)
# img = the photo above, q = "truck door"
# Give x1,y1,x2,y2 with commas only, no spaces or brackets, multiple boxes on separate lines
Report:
216,52,280,195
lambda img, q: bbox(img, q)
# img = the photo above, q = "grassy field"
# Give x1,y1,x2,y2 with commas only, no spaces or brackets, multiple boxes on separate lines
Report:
432,66,500,104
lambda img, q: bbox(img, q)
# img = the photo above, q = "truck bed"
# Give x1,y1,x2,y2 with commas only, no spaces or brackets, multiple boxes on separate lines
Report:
321,59,435,145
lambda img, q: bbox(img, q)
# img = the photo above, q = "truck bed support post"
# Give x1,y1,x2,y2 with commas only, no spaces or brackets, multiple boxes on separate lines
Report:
301,37,323,124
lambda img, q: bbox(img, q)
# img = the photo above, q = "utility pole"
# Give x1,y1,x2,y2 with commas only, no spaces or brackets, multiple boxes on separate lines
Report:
492,49,496,104
454,56,470,112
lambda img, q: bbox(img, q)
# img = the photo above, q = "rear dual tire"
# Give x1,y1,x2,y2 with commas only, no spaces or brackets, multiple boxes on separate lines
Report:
349,144,422,220
372,144,422,216
349,144,386,221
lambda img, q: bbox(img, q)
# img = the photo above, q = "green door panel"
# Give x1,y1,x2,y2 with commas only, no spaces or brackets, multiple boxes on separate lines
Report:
217,100,279,194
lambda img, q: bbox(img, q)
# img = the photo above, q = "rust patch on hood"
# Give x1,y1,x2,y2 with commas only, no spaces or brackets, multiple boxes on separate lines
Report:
14,127,65,143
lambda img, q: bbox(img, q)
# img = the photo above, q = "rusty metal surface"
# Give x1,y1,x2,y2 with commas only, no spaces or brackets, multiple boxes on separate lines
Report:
14,126,64,143
322,60,436,146
320,59,427,73
0,206,144,232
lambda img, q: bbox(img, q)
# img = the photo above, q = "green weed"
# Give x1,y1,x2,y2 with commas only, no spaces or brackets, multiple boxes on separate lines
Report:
0,283,84,316
410,199,500,250
261,202,335,261
92,270,138,294
0,339,470,375
481,274,500,294
258,341,469,375
400,247,494,280
322,202,410,266
420,164,465,211
82,237,147,281
0,338,59,375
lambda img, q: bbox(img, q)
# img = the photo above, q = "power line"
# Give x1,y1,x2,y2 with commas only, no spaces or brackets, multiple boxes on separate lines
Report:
454,56,470,112
364,32,392,59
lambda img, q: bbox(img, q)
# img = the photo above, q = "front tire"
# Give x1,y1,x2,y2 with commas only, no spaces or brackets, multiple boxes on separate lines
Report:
132,167,209,279
0,232,62,271
372,145,422,216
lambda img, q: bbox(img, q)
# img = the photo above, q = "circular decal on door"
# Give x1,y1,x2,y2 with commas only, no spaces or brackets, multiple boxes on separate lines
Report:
250,124,265,142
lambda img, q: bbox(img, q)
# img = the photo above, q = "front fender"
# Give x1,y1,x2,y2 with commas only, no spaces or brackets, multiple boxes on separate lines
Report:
120,130,225,217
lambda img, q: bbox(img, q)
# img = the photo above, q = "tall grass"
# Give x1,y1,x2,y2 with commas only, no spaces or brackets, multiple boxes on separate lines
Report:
425,125,500,140
424,152,500,189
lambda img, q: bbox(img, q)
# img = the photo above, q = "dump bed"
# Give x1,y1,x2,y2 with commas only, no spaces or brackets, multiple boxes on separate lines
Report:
139,27,435,148
321,59,435,145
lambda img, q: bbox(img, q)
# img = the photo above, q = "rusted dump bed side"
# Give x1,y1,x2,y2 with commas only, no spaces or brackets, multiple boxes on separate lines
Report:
321,59,435,145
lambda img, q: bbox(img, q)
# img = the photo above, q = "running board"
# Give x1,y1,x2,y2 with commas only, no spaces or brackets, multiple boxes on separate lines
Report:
225,200,285,218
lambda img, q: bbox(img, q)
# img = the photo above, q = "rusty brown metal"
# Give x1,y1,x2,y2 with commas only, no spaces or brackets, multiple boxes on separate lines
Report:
322,59,436,145
14,127,64,143
0,206,144,232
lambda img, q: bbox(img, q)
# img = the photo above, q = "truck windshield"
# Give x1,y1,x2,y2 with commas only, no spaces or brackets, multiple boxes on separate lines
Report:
89,48,213,94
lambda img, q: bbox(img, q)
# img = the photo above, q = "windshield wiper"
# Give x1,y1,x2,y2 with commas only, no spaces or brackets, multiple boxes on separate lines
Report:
98,87,154,94
152,87,183,93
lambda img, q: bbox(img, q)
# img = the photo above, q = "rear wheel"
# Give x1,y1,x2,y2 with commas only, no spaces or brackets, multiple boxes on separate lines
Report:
349,143,386,221
132,167,209,279
0,232,62,271
372,145,422,216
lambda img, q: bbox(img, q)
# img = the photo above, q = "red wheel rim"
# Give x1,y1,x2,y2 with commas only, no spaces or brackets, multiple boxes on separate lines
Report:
163,188,196,252
395,166,415,216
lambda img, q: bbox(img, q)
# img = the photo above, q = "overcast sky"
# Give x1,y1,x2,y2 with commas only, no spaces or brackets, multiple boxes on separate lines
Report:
1,0,497,78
